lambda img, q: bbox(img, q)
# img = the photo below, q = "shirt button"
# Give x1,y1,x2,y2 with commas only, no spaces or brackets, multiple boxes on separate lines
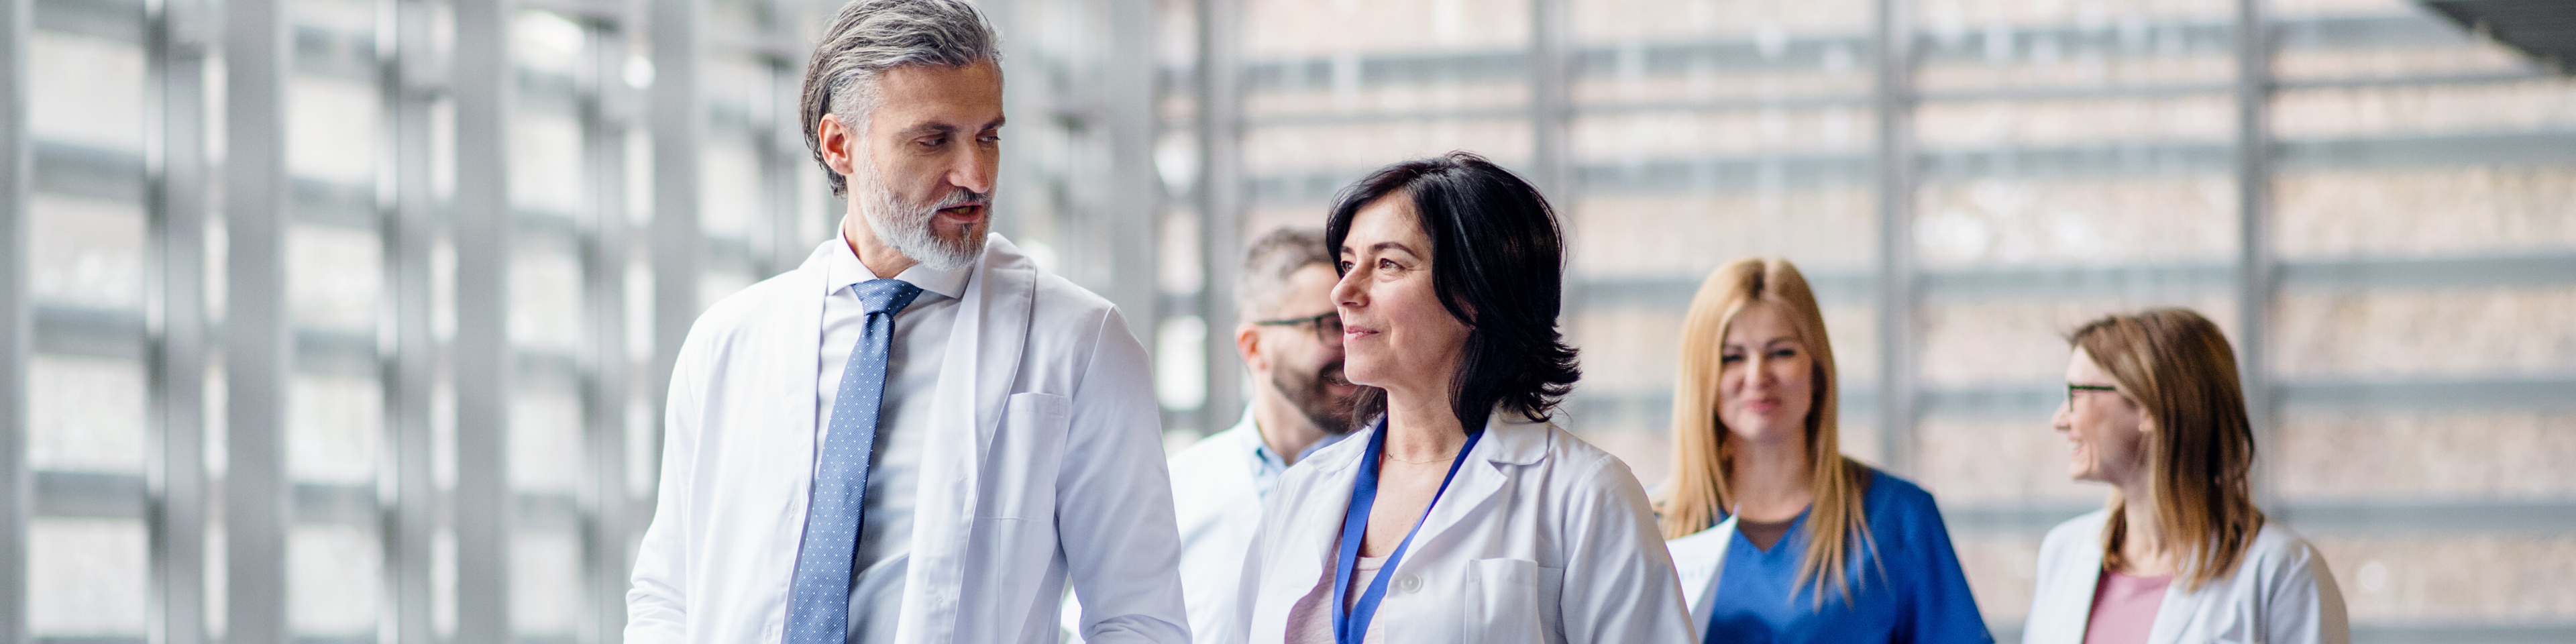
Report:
1399,574,1422,592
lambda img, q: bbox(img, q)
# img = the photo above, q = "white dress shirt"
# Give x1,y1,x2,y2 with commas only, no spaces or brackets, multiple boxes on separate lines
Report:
816,232,969,643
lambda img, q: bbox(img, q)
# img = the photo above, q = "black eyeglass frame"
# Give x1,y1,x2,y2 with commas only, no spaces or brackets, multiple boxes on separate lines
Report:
1252,311,1343,343
2065,383,2122,407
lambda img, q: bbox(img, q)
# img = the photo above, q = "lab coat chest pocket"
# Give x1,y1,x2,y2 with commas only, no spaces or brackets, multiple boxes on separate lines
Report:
1468,557,1562,643
985,392,1071,519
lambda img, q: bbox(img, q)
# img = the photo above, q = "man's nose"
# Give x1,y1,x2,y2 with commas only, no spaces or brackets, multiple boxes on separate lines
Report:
950,144,997,195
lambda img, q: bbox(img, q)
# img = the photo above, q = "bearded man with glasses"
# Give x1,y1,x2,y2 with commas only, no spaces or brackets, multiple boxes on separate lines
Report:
1066,227,1360,643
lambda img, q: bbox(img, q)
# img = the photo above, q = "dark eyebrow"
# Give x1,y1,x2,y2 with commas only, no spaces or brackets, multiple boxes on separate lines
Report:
899,115,1008,138
1369,241,1419,258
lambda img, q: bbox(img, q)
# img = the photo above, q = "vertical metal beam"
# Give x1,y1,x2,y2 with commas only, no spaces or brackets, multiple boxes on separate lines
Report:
1104,0,1160,380
1527,0,1569,197
586,18,634,644
1195,0,1242,433
649,0,703,485
1872,0,1918,476
0,0,28,637
452,0,514,639
148,0,214,639
224,0,294,636
384,0,439,642
2233,0,2277,509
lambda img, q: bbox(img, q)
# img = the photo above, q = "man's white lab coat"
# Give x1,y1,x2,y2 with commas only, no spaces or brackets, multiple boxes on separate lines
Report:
2021,510,2349,644
1225,409,1697,644
626,234,1189,644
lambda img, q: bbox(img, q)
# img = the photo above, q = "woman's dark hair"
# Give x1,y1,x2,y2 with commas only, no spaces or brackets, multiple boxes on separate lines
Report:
1323,151,1580,434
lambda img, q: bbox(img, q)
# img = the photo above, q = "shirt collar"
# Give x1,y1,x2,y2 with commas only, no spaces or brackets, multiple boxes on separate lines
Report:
1242,408,1348,472
824,227,972,300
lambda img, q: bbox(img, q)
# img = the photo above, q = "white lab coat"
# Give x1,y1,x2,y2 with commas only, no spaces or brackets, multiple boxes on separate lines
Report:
626,234,1190,644
2021,510,2349,644
1224,409,1697,644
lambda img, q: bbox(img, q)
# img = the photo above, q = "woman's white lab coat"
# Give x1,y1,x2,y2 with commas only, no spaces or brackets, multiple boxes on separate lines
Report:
2022,510,2349,644
1224,409,1697,644
625,234,1189,644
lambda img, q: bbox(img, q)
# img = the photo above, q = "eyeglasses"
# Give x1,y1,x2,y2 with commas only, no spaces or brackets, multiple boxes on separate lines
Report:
1252,311,1344,345
2066,383,2121,407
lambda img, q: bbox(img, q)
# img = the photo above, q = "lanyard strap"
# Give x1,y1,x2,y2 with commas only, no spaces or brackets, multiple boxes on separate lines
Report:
1329,420,1485,644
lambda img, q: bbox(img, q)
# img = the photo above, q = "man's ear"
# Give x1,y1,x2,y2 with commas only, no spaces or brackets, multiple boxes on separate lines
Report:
819,113,861,177
1236,324,1266,374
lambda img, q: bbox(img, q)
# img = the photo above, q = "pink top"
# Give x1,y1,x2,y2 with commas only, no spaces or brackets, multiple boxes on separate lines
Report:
2082,569,2172,644
1285,554,1388,644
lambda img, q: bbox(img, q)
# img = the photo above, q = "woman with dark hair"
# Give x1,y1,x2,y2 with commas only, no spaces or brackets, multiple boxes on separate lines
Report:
1223,152,1694,644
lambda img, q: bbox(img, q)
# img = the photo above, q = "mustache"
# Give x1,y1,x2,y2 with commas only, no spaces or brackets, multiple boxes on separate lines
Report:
928,187,990,211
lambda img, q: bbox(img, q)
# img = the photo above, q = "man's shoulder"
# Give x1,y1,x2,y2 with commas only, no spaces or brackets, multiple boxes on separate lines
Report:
679,268,810,352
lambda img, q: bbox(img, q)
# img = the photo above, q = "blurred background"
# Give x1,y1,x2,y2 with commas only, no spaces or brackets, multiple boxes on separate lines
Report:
2,0,2572,642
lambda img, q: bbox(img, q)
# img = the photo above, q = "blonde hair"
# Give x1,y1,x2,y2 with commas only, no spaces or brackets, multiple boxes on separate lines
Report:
2069,308,2265,592
1657,257,1876,605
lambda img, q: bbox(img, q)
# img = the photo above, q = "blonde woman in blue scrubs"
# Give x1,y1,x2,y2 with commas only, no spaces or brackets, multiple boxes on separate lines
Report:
1660,258,1991,644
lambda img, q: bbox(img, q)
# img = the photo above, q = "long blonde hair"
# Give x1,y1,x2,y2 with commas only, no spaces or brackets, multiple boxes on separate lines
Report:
2070,308,2265,592
1657,257,1876,605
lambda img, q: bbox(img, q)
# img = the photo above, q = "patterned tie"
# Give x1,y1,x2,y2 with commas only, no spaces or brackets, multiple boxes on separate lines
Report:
785,278,923,644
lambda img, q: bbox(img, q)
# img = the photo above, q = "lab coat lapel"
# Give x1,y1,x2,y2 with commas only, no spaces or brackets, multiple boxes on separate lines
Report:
1402,411,1543,561
2025,515,2108,644
1255,429,1364,633
770,242,837,535
898,234,1036,643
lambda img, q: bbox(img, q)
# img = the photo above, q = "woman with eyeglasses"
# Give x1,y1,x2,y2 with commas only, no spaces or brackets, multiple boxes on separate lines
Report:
1223,152,1694,644
2022,309,2349,644
1658,258,1991,644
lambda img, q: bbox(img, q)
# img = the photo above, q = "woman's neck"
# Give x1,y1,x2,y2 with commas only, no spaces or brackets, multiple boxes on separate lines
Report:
2114,481,2174,576
1725,435,1814,523
1381,387,1468,464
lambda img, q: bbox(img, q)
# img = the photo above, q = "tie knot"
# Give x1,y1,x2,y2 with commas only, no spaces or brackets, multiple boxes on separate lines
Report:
853,279,923,316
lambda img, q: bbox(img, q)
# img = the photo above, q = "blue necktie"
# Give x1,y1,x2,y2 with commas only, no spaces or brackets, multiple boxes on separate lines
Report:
786,278,923,644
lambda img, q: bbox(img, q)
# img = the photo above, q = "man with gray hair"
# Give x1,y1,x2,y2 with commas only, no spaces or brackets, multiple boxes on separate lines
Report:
626,1,1188,643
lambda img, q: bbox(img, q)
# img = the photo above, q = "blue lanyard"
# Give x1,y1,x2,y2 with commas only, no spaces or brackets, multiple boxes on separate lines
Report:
1330,420,1485,644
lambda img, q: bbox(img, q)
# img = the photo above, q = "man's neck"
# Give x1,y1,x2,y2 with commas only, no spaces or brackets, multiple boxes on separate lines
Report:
1250,394,1330,467
843,216,919,278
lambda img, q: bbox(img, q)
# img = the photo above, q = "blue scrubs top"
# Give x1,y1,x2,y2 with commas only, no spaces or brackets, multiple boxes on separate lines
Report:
1702,468,1993,644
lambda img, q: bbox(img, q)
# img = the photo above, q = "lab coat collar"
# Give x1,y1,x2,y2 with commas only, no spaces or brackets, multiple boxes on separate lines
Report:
1311,407,1556,562
1307,407,1556,474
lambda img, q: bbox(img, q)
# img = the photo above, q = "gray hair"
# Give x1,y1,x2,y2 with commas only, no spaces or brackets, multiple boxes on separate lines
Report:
1237,227,1336,319
800,0,1002,198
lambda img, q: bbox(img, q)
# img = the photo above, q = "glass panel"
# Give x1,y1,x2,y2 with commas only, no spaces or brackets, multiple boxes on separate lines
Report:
2310,535,2576,621
30,519,151,637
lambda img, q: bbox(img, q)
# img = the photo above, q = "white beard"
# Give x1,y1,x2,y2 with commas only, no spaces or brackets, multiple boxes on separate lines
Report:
851,156,989,272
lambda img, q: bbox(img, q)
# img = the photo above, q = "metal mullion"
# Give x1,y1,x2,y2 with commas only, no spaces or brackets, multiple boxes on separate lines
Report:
580,17,631,644
1872,0,1917,477
1193,0,1240,435
382,0,438,642
0,0,29,636
1529,0,1568,197
453,0,515,639
648,0,702,502
1093,0,1160,422
2233,0,2278,512
224,0,295,637
146,0,213,639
